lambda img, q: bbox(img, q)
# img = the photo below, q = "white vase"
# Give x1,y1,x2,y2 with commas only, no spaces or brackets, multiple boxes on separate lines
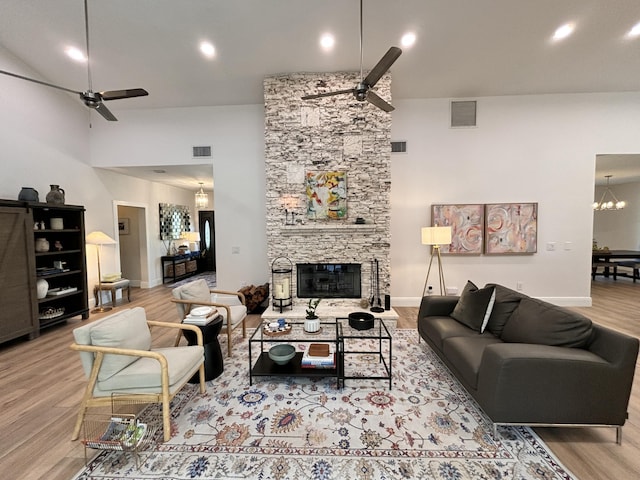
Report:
35,237,49,252
304,317,320,333
36,278,49,299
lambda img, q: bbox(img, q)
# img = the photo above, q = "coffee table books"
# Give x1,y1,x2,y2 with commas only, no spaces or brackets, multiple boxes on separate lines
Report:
301,343,335,369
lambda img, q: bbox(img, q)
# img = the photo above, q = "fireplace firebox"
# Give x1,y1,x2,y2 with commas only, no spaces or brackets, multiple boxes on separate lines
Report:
297,263,361,299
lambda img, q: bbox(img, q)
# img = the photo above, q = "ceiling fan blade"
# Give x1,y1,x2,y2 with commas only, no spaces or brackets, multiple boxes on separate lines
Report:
363,47,402,89
101,88,149,101
94,102,118,121
302,88,355,100
366,90,395,112
0,69,81,95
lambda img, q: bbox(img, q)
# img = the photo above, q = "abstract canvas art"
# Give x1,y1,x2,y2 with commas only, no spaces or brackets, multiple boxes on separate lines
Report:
485,203,538,254
306,171,347,219
431,204,484,254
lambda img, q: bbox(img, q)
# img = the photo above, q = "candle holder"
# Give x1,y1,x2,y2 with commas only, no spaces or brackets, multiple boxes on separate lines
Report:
271,256,293,313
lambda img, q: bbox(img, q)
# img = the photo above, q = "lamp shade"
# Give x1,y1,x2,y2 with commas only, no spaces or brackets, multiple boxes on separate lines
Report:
421,226,452,246
86,231,117,245
182,231,200,242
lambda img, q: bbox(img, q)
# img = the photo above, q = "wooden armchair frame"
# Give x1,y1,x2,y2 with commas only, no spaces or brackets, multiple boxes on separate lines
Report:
172,288,247,357
70,320,205,443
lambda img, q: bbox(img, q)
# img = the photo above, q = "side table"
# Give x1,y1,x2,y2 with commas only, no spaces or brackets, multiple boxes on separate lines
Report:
182,316,224,382
94,279,131,307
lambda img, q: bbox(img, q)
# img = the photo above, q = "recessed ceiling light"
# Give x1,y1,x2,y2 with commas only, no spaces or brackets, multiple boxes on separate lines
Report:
553,23,575,41
65,46,86,62
401,32,416,48
199,41,216,58
320,33,335,51
153,169,166,174
628,22,640,38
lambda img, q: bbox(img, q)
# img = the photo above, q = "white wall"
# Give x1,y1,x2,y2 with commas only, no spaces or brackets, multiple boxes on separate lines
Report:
593,181,640,250
89,105,269,289
5,36,640,307
391,93,640,306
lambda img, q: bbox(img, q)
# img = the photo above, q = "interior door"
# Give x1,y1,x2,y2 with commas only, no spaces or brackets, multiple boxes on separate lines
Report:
198,210,215,271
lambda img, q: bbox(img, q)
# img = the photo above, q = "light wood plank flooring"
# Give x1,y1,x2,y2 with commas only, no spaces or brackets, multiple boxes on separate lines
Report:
0,279,637,479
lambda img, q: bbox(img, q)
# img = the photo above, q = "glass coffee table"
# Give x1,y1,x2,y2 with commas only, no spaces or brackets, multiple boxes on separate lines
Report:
248,320,341,387
248,317,392,390
337,317,392,390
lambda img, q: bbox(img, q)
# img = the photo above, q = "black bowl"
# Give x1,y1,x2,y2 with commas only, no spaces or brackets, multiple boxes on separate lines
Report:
348,311,375,330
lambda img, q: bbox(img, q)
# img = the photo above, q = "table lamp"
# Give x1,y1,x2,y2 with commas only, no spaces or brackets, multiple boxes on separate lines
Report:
421,225,452,296
86,231,117,313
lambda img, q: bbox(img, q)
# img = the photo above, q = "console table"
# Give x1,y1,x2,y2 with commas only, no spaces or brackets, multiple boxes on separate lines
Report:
161,252,200,284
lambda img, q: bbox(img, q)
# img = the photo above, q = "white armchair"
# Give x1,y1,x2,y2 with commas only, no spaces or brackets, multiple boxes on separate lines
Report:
70,307,205,442
171,279,247,357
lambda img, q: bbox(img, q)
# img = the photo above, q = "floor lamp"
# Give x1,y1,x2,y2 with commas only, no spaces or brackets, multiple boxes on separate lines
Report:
86,231,117,313
421,226,452,296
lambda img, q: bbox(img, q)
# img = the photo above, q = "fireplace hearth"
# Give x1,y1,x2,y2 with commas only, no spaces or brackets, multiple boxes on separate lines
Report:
297,263,361,299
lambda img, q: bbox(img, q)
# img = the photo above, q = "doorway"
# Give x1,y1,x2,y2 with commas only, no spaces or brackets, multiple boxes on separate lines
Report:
117,204,148,287
198,210,216,272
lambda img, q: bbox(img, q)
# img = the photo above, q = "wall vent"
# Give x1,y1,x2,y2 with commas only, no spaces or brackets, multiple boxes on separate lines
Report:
192,145,212,158
450,101,477,128
391,141,407,153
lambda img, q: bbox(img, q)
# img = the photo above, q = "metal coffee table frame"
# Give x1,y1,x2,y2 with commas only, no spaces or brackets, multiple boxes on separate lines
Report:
337,316,392,390
248,320,341,387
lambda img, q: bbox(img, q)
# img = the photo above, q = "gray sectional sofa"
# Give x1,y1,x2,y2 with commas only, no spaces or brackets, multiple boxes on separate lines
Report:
417,282,639,443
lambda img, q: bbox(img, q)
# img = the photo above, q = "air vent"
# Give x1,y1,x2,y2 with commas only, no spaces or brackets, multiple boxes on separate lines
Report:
451,101,477,128
391,141,407,153
192,145,212,158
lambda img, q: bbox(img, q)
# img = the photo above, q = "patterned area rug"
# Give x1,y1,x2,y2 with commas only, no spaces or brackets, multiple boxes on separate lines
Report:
73,330,576,480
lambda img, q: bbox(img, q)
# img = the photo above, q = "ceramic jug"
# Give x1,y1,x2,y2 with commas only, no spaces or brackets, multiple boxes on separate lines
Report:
35,238,50,253
18,187,39,202
45,185,65,204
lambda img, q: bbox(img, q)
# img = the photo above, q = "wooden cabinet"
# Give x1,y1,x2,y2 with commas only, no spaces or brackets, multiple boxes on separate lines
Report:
0,203,39,343
31,203,89,328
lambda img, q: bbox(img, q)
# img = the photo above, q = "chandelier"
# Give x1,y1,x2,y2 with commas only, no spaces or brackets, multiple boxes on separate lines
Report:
195,182,209,209
593,175,626,210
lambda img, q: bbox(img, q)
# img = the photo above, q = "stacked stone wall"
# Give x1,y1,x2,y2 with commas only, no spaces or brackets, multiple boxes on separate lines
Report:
264,72,392,306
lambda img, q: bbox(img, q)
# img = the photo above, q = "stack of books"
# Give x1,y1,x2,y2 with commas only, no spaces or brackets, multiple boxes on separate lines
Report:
301,343,335,369
183,306,219,326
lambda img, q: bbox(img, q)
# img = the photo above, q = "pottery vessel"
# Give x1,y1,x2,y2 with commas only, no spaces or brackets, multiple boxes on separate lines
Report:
36,278,49,299
35,238,50,252
18,187,39,202
50,218,64,230
45,185,65,204
304,316,320,333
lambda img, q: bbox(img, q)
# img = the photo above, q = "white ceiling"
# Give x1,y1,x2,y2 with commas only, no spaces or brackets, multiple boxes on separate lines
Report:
1,0,639,188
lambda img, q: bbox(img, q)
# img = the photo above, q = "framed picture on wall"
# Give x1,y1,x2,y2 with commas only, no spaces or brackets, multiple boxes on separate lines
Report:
431,204,484,254
118,218,130,235
484,203,538,254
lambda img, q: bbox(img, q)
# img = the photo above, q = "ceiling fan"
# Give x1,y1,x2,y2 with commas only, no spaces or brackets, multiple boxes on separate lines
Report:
301,0,402,112
0,0,147,121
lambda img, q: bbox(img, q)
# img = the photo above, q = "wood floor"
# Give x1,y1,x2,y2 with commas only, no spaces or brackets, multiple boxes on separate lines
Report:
0,279,638,480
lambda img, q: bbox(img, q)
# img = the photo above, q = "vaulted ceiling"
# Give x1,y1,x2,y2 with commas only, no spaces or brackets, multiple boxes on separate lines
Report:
1,1,639,189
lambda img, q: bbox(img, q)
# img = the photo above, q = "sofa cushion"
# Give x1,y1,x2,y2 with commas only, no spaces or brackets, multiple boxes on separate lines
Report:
484,284,525,337
442,336,503,390
500,297,593,348
451,281,496,332
420,316,486,351
89,307,152,381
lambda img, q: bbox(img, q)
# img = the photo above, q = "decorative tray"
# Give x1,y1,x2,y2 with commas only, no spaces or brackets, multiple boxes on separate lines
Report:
263,323,292,336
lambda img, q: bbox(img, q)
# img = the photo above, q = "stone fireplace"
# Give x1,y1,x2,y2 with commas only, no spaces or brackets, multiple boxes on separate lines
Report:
264,71,392,307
